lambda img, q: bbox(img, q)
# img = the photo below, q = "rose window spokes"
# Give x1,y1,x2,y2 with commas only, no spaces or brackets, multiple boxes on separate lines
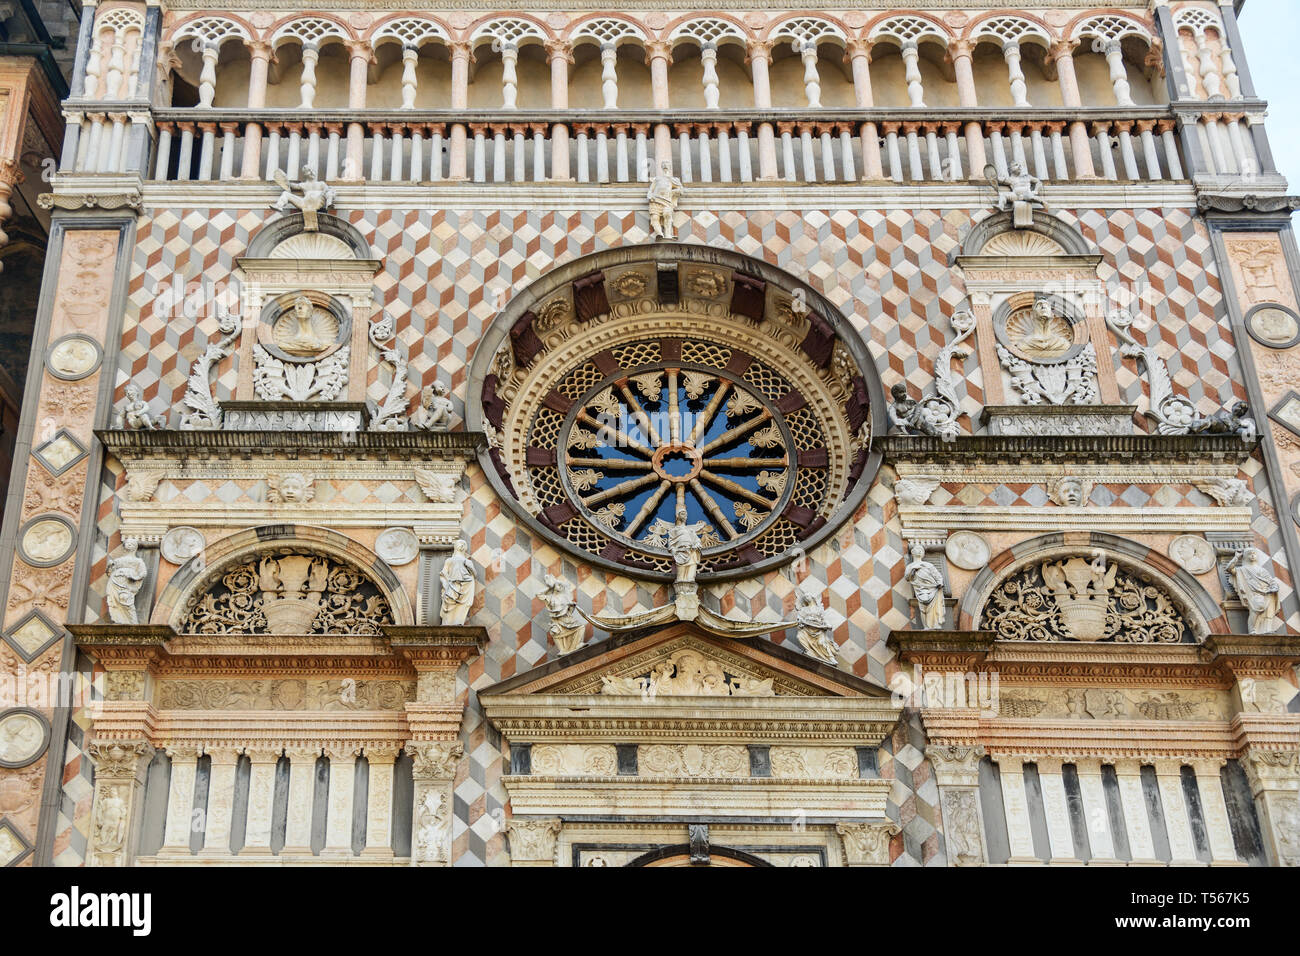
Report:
560,366,795,555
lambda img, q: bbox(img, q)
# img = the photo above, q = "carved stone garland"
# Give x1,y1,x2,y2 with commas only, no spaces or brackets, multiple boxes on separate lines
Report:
179,549,393,635
983,556,1191,644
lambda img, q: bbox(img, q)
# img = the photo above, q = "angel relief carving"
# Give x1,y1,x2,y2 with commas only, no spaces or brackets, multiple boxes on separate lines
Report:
180,550,393,635
983,554,1190,644
599,648,776,697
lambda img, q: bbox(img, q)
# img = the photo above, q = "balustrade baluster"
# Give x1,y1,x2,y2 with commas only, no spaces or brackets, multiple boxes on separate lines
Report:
325,125,341,180
307,127,322,175
410,126,424,182
1093,122,1118,180
883,125,902,183
532,125,546,182
286,126,302,177
430,129,444,181
1116,124,1140,180
905,125,924,181
265,126,281,181
1047,123,1068,180
616,127,631,183
737,128,753,183
512,127,526,183
175,124,195,182
633,125,650,181
595,126,610,183
678,127,694,183
472,125,487,183
839,128,855,182
1029,127,1049,181
389,126,405,182
944,126,963,180
1160,122,1184,179
154,124,172,180
800,126,817,182
698,126,713,184
924,127,942,181
219,123,237,181
779,124,796,182
989,125,1008,178
717,126,733,183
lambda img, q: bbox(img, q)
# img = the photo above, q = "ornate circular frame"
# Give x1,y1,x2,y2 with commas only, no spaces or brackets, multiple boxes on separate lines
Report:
992,292,1089,364
467,244,886,582
0,707,51,769
1244,302,1300,351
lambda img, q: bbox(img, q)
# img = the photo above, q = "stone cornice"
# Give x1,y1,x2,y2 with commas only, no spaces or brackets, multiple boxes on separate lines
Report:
96,428,485,460
891,631,1300,685
878,434,1258,466
71,624,488,676
481,694,903,744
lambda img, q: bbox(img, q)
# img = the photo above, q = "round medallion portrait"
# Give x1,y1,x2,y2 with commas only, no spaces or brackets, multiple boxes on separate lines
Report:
993,295,1086,364
1245,303,1300,350
18,515,77,568
257,292,350,363
46,334,103,381
160,526,206,565
0,709,50,768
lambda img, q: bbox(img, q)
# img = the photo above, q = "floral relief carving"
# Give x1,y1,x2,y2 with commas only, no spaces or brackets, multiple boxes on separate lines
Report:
639,744,749,778
984,555,1190,644
179,550,393,635
530,744,618,776
156,678,414,710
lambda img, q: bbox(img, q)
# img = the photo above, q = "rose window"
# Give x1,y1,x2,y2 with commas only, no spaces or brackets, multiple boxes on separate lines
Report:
470,249,885,581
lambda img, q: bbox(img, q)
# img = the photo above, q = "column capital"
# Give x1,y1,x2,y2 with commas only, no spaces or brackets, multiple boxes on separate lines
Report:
243,746,284,764
926,745,984,786
249,40,274,62
836,820,899,866
345,39,374,63
506,816,562,865
746,40,773,65
88,739,154,780
450,41,475,65
1242,748,1300,795
646,39,673,64
408,740,463,780
203,746,243,767
364,745,401,763
544,39,575,65
1047,39,1079,65
845,38,873,62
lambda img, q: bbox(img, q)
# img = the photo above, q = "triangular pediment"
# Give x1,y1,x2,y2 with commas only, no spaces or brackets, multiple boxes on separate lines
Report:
480,625,890,699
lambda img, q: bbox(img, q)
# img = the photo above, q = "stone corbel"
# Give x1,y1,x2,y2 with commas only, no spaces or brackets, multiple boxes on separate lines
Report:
835,820,899,866
506,817,563,867
86,739,156,867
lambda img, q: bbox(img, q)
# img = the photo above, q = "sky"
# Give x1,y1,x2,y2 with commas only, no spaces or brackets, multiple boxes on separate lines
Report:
1237,0,1300,190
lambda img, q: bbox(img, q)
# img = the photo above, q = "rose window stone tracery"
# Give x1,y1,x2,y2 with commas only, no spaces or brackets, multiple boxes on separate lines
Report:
471,249,884,581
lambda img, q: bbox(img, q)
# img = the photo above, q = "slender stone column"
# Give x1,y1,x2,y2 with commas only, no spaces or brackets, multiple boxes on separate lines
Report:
198,748,241,858
409,742,462,865
1110,759,1161,865
1003,41,1029,107
927,745,986,865
157,745,201,857
846,40,883,180
748,42,778,181
995,755,1039,864
1186,758,1242,865
1036,758,1082,864
1151,760,1202,865
645,40,672,171
1049,41,1096,179
240,42,274,178
1241,749,1300,867
1074,758,1121,864
283,747,320,857
362,747,399,859
321,748,357,858
242,748,281,856
345,41,372,180
946,40,985,176
547,41,573,180
449,43,473,180
87,741,155,867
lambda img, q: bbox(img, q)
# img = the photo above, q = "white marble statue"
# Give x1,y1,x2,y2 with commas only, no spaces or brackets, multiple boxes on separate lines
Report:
794,587,839,664
1227,547,1281,634
647,161,683,240
994,161,1046,227
411,381,454,432
905,542,946,630
272,166,337,231
106,537,148,625
438,539,476,626
541,573,585,654
116,383,164,430
665,509,707,585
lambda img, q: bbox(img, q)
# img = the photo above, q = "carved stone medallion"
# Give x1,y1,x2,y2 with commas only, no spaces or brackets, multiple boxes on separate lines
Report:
17,515,77,567
375,527,419,566
45,334,103,381
1169,535,1217,575
0,709,51,768
945,531,991,571
160,526,206,565
1245,304,1300,349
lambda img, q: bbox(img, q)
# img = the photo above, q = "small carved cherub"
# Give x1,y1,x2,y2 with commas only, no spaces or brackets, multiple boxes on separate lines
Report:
411,381,454,432
116,383,164,430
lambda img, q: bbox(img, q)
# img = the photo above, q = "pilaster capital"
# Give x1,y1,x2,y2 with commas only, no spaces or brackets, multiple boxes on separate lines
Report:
836,820,899,865
926,743,984,786
1242,748,1300,796
506,816,562,864
88,739,154,780
243,746,285,765
407,740,463,780
364,745,401,764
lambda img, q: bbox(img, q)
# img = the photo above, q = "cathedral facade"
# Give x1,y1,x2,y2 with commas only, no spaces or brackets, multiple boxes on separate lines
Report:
0,0,1298,868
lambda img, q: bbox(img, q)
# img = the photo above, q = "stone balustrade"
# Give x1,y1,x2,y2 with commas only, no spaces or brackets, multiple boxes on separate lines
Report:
130,107,1213,188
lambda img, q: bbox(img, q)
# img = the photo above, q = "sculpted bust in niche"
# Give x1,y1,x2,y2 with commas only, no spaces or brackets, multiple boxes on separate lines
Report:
273,294,337,358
